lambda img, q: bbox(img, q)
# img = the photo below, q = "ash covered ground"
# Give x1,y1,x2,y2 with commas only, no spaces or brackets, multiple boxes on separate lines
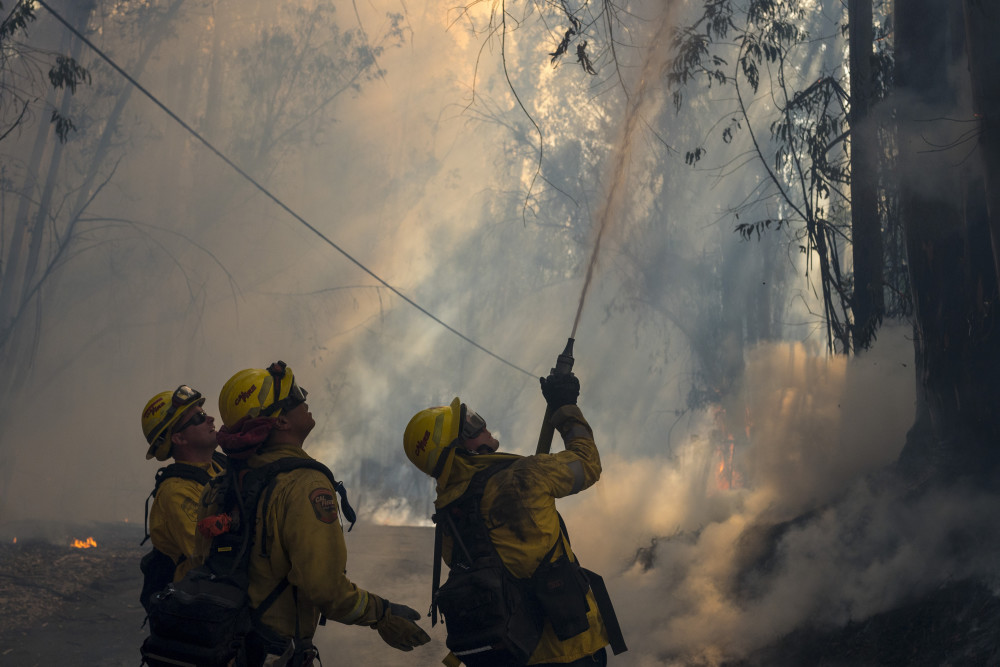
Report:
3,510,1000,666
0,520,448,667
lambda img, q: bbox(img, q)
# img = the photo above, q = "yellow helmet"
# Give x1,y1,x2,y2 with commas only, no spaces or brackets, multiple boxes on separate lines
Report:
403,397,466,485
141,385,205,461
218,360,307,429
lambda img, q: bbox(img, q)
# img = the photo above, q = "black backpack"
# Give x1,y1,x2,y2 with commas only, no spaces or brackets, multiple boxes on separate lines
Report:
140,457,356,667
431,461,546,667
139,457,226,613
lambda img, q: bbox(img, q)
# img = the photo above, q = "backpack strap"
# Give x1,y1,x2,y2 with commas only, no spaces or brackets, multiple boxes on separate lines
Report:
581,568,627,655
430,461,514,624
431,519,443,626
211,451,230,469
211,457,355,635
141,462,215,546
251,458,356,535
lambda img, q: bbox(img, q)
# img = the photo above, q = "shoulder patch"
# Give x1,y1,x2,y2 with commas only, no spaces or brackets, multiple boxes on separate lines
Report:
309,488,339,524
182,497,199,522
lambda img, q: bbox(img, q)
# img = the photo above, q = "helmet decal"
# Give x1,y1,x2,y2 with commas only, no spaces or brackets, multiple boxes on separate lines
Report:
234,383,257,408
415,430,430,457
143,396,165,421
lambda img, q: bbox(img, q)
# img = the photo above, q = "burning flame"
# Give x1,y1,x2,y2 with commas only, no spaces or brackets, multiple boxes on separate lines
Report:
12,537,15,544
711,406,746,492
71,537,97,549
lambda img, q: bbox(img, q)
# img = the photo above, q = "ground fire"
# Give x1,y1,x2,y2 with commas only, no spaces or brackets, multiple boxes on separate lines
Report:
712,406,746,491
71,537,97,549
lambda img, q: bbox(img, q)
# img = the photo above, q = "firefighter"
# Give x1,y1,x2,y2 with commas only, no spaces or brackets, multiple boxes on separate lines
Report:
404,372,622,666
141,385,225,582
199,361,430,664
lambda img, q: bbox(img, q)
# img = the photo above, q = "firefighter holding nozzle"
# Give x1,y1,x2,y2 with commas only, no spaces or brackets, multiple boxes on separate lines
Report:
404,371,626,666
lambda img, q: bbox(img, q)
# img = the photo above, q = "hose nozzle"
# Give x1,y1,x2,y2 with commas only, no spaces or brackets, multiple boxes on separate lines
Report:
552,338,575,376
536,337,577,455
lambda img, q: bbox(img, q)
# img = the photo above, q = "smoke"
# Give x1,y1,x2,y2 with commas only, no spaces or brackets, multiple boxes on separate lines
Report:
552,327,1000,665
327,329,923,664
1,1,984,664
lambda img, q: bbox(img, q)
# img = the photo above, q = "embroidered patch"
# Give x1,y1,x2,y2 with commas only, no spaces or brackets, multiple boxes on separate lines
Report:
182,497,199,523
310,488,339,524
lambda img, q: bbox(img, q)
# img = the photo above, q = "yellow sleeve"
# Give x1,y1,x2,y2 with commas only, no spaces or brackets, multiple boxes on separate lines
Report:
275,470,381,626
536,405,602,498
148,477,204,573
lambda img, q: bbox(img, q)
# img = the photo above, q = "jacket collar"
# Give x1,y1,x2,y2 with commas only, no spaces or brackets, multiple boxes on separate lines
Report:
434,451,522,508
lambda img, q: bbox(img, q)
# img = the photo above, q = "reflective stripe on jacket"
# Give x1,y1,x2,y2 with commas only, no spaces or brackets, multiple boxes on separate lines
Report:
437,405,610,664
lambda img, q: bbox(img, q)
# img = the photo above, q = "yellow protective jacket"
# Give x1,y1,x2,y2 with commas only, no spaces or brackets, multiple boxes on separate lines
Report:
196,443,380,640
435,405,609,664
149,458,224,581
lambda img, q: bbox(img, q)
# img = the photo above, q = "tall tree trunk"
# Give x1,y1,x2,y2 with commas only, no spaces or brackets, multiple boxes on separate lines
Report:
848,0,883,349
895,0,1000,481
962,1,1000,300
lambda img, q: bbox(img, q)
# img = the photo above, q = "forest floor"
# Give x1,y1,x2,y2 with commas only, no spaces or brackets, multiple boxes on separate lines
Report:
0,520,147,666
0,519,449,667
6,517,996,666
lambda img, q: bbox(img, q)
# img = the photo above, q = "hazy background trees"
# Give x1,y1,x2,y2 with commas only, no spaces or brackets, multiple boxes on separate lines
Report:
6,0,998,662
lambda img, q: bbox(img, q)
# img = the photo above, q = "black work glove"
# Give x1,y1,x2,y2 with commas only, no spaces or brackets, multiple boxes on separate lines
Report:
539,372,580,409
372,598,431,651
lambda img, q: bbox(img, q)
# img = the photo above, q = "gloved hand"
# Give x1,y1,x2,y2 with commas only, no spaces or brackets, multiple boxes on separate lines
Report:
540,372,580,409
371,598,431,651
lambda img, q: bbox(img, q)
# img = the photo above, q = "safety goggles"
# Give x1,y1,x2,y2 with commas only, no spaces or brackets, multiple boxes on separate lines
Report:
174,409,208,433
260,361,308,416
461,408,487,441
151,385,203,443
278,382,308,413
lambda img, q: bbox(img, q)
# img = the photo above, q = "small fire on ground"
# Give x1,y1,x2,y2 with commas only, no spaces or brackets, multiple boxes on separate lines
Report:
71,537,97,549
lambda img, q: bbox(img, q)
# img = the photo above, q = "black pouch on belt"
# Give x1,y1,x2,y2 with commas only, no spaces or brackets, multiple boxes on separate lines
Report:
532,547,591,641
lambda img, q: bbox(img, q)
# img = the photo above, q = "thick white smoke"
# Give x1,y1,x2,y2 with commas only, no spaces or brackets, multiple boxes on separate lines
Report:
3,2,973,665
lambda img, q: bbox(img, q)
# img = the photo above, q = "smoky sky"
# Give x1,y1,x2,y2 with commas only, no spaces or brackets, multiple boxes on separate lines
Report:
2,1,968,664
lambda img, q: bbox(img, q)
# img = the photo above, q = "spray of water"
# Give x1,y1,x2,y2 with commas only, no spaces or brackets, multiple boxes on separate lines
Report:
570,8,676,339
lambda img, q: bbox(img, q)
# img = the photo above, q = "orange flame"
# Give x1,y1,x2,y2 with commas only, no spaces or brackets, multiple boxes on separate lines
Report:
11,537,15,544
71,537,97,549
711,406,745,492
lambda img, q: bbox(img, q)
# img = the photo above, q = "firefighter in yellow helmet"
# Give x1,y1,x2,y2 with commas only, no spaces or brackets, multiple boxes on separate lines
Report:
140,385,224,587
195,361,430,665
404,372,625,666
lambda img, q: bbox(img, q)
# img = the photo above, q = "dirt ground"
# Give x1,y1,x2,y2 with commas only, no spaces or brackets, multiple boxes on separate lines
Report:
0,519,451,667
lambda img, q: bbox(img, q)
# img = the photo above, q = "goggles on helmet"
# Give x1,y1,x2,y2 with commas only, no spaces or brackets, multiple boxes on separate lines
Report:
150,385,203,444
461,408,487,442
259,360,308,417
174,409,208,433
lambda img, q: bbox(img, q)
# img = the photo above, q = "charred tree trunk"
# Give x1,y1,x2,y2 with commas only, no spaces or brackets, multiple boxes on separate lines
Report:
962,1,1000,300
848,0,884,349
895,0,1000,481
